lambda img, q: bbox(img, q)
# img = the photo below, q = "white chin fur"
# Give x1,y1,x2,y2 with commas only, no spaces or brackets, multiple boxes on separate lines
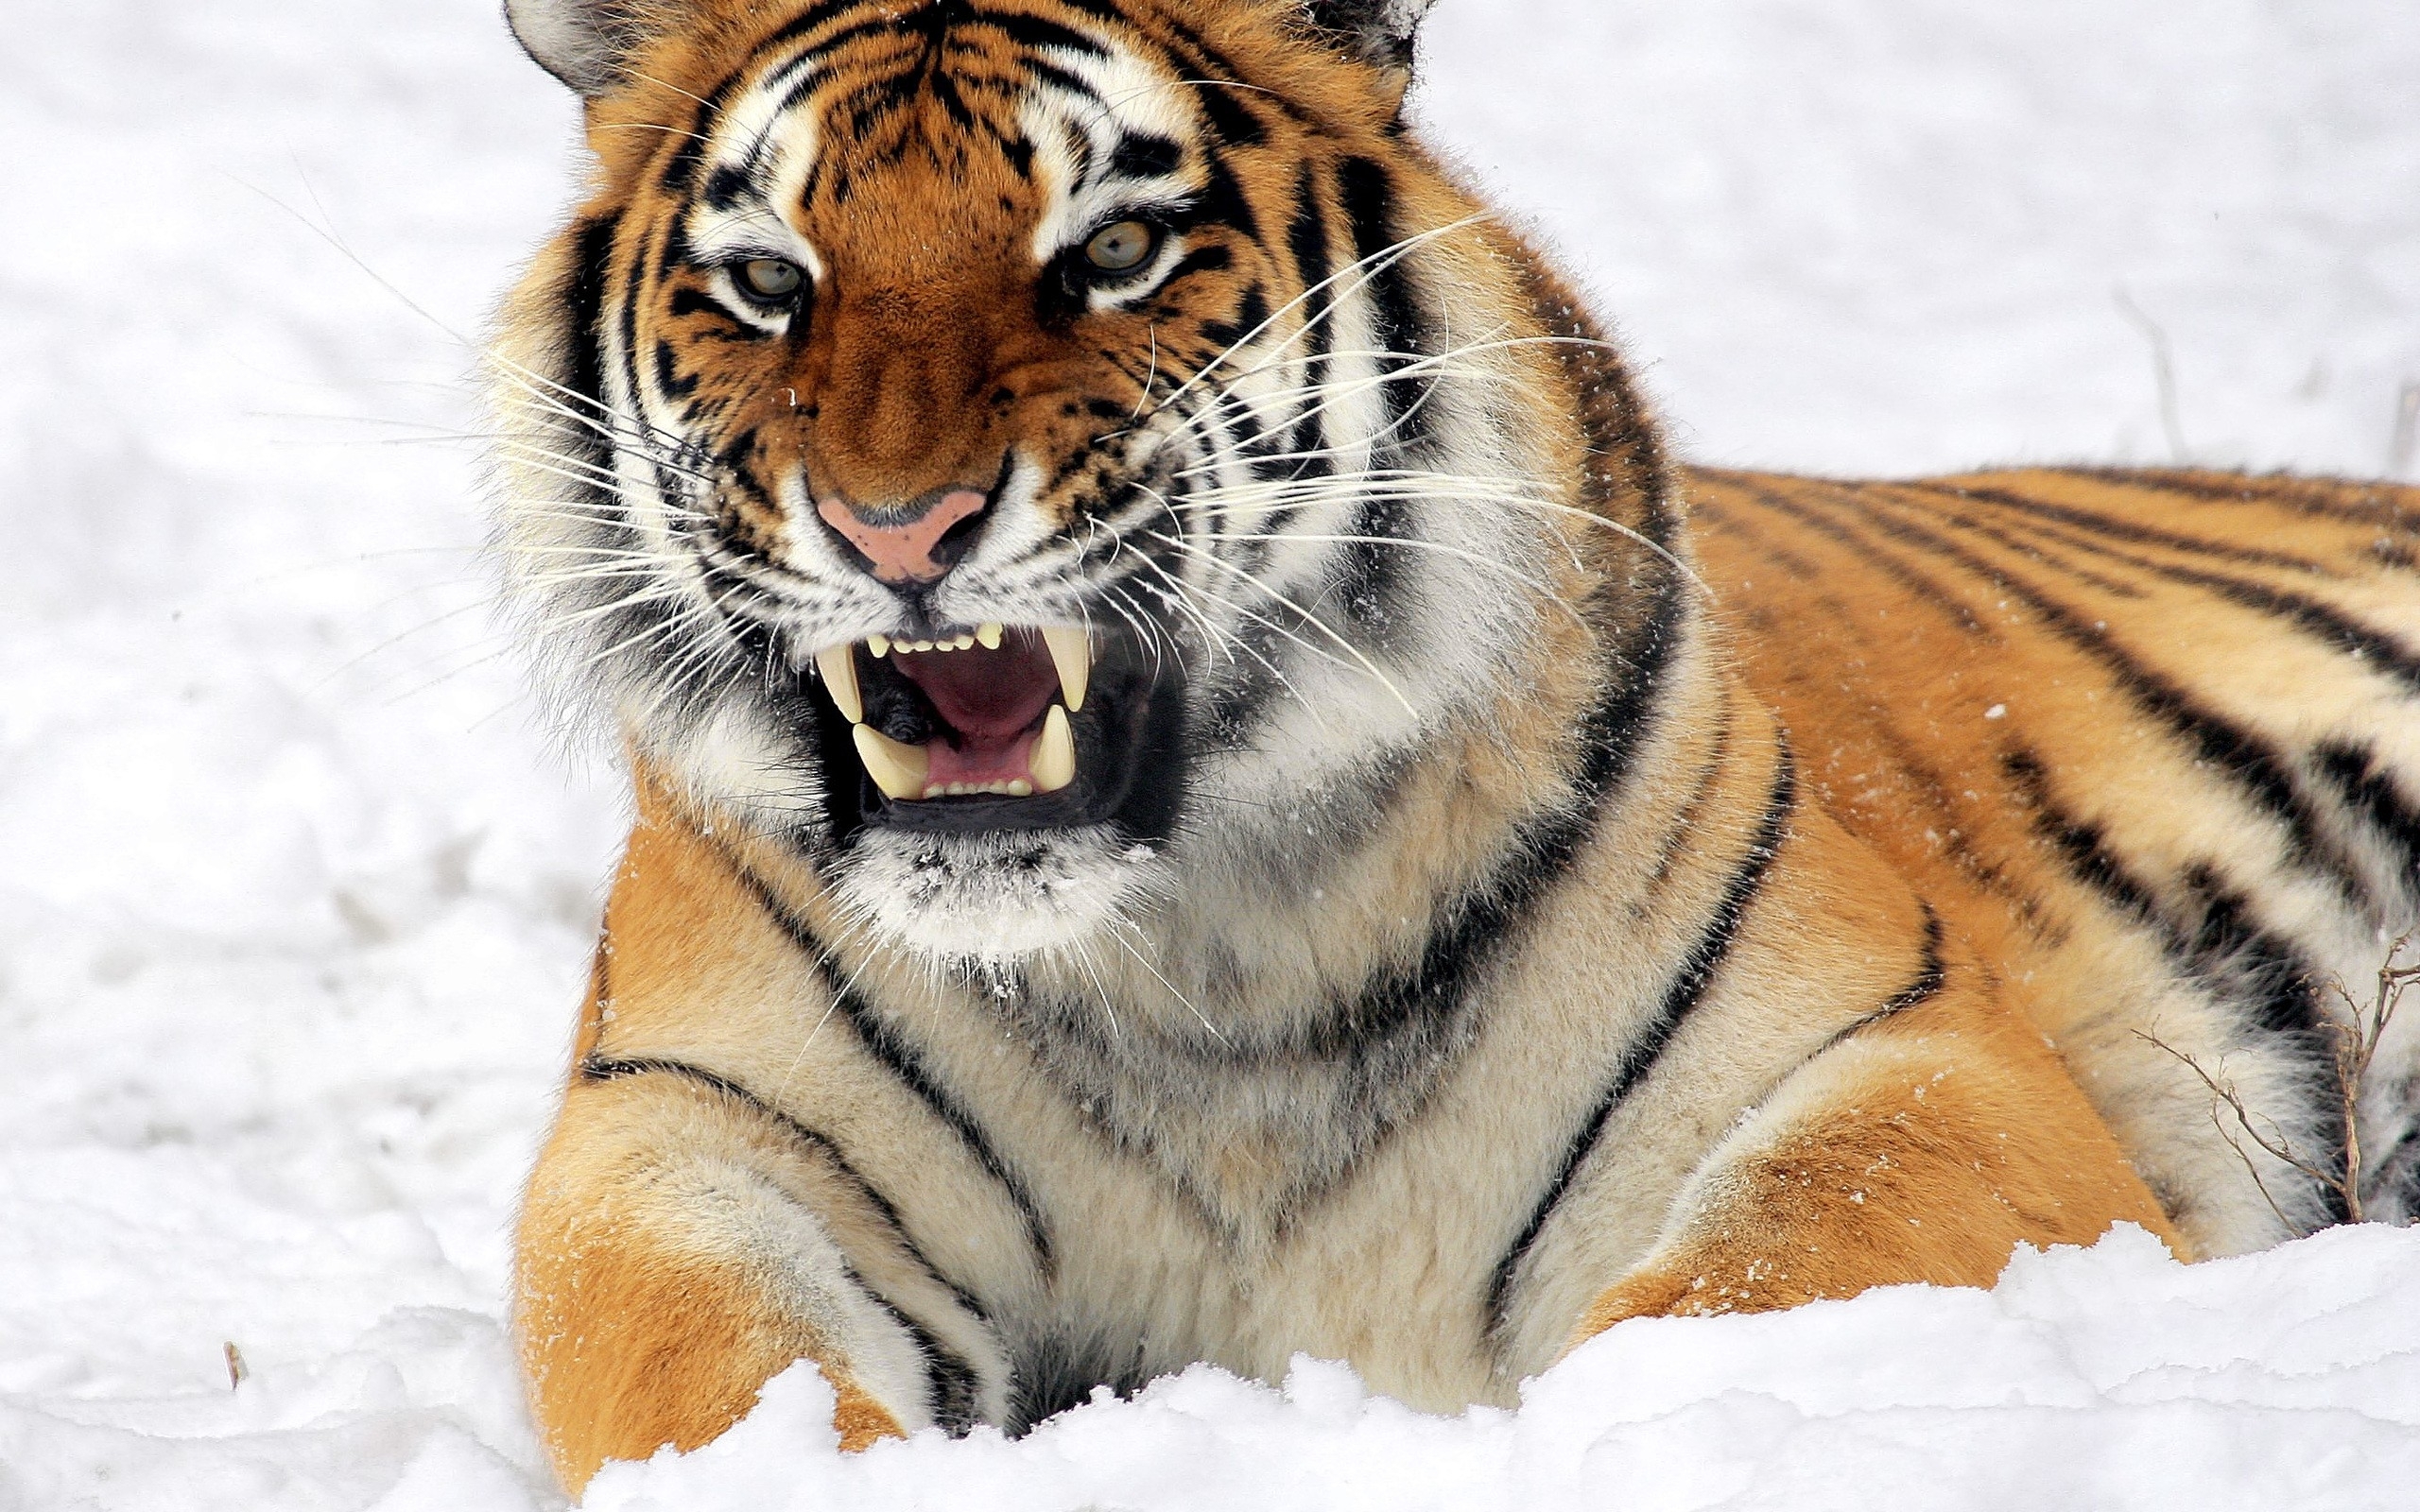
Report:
834,826,1166,963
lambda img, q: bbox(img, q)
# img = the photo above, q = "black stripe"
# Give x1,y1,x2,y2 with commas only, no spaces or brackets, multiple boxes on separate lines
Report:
614,216,655,464
1911,479,2339,576
1332,156,1429,622
759,0,873,79
1186,152,1262,242
652,339,699,401
667,286,744,328
1110,131,1184,180
1187,75,1270,148
1808,904,1948,1063
579,1052,994,1422
1896,483,2420,695
883,1291,985,1433
1486,740,1800,1332
1161,243,1235,284
2001,747,2169,923
965,8,1112,61
1194,283,1271,364
1878,903,1948,1016
703,163,755,211
1337,156,1426,413
1281,159,1338,498
713,850,1059,1274
580,1057,987,1311
2063,541,2420,697
776,17,934,78
658,125,710,197
1294,533,1700,1064
2075,467,2420,534
561,215,620,470
1797,482,2372,909
1248,163,1336,553
2315,741,2420,894
1892,500,2149,600
2003,748,2335,1074
2177,863,2325,1039
1719,476,1996,640
1022,56,1104,109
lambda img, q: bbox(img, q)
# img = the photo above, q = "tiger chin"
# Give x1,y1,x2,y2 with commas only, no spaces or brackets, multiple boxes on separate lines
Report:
488,0,2420,1494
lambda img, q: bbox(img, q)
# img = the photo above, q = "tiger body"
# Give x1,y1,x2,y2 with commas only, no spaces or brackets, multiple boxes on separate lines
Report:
488,0,2420,1491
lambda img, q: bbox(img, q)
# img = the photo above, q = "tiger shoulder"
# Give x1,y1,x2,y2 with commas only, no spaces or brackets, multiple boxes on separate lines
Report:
480,0,2420,1491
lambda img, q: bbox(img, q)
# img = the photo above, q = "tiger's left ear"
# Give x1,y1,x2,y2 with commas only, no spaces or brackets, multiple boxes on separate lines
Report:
1303,0,1440,112
503,0,657,98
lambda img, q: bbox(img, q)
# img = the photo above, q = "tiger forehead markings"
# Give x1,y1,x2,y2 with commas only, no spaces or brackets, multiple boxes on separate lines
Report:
491,0,2420,1495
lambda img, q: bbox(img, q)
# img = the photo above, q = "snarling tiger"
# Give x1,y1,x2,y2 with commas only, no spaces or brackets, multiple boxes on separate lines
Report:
490,0,2420,1492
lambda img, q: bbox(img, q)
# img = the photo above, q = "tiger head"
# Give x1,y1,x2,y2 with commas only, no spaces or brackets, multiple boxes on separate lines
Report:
493,0,1639,961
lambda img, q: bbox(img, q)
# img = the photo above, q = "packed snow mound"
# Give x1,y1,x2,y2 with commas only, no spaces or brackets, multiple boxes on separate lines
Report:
4,0,2417,1508
9,1220,2420,1511
579,1225,2420,1512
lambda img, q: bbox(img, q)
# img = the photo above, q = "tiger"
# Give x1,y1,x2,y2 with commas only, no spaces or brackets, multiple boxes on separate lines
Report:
486,0,2420,1493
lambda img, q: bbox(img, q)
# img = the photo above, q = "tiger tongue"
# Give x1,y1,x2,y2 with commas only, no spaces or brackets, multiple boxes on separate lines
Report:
891,636,1061,782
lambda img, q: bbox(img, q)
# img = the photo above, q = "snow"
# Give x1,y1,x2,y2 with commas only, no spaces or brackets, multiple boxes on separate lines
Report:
577,1228,2420,1511
1,1,2414,1507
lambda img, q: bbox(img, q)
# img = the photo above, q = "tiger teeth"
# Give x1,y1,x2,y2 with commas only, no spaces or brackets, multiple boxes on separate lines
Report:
1042,627,1091,713
845,627,1082,802
923,780,1038,799
1032,704,1077,795
879,632,983,656
815,644,863,724
852,724,929,800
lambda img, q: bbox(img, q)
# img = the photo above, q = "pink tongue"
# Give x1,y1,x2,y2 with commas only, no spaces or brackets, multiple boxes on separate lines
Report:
892,633,1060,789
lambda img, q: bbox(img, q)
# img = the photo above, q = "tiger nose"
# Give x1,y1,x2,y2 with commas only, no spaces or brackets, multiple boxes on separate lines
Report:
816,487,991,586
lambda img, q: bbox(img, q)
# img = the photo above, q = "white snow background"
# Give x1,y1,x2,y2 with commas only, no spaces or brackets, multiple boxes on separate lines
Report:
3,1,2417,1507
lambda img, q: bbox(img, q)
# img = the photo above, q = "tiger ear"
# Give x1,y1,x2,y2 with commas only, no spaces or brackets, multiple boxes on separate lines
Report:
1302,0,1439,108
503,0,655,97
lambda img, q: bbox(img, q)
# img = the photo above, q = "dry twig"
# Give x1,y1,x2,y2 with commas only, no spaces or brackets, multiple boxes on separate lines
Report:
2137,931,2418,1226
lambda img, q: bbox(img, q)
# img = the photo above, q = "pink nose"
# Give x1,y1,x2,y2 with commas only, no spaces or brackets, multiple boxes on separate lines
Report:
817,490,989,585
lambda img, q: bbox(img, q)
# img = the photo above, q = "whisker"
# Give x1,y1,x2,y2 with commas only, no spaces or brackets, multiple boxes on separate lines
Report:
595,121,717,146
1104,919,1228,1045
1143,522,1415,716
1125,542,1360,729
1138,214,1492,421
1174,527,1591,633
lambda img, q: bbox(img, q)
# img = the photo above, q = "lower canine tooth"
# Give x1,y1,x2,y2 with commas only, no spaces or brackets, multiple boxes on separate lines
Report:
1042,627,1092,713
815,644,863,724
852,725,929,801
1031,705,1076,795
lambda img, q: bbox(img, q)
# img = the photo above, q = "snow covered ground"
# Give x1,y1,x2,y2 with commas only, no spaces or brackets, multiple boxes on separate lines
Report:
2,1,2415,1507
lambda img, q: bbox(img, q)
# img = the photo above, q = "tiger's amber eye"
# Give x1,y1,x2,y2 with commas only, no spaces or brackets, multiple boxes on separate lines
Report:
1083,220,1157,274
737,258,804,300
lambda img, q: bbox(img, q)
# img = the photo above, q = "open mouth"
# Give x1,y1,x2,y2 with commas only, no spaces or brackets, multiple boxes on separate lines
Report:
804,621,1186,841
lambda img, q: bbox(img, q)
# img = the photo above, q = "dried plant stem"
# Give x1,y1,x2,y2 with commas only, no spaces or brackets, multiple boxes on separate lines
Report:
2138,931,2418,1227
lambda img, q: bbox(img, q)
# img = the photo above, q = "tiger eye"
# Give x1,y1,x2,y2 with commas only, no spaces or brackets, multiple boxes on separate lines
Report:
1083,220,1157,274
736,258,804,300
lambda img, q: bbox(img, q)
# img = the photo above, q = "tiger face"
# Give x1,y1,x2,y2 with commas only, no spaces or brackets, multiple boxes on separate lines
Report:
495,0,1577,960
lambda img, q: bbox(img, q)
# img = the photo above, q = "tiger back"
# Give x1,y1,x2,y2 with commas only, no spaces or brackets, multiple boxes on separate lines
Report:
1691,467,2420,1241
483,0,2420,1493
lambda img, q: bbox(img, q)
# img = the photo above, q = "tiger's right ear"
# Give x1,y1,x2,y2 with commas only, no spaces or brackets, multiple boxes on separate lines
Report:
504,0,651,97
1302,0,1441,113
